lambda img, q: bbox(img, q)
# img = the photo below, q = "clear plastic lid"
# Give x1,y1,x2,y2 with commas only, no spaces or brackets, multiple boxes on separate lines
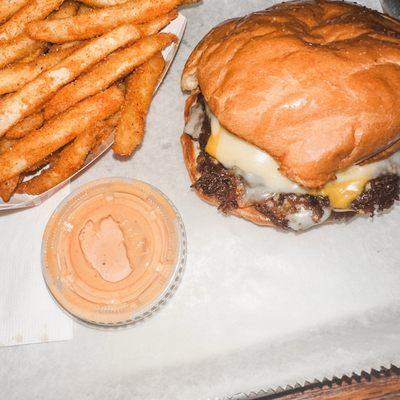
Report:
42,178,186,328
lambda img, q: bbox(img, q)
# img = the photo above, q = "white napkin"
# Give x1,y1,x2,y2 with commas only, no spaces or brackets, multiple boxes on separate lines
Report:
0,186,73,347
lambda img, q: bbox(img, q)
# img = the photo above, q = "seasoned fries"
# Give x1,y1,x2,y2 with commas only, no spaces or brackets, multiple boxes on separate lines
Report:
80,0,129,7
0,46,79,96
17,123,107,195
0,175,20,202
5,112,44,139
0,24,141,136
45,33,176,119
19,48,43,63
27,0,186,42
0,34,44,70
114,52,165,156
139,10,178,35
0,86,123,183
0,0,190,204
0,2,79,70
49,1,79,19
0,0,29,24
0,0,63,44
0,139,17,154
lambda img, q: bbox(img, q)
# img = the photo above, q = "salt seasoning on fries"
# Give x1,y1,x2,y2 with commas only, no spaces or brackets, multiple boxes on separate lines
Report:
0,86,123,183
19,48,43,63
0,35,43,70
45,33,176,119
114,52,165,156
80,0,129,7
0,2,79,72
26,0,190,43
0,0,64,44
0,46,79,96
0,0,29,24
0,24,141,136
5,112,44,139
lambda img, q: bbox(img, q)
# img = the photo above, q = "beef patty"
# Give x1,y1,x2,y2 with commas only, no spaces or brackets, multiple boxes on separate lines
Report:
186,95,399,230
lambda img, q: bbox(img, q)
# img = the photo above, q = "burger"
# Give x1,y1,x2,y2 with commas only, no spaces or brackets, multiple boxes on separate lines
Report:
180,0,400,231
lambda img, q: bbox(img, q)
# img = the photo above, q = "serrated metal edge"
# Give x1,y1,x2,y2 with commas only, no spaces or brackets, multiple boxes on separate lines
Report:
224,364,400,400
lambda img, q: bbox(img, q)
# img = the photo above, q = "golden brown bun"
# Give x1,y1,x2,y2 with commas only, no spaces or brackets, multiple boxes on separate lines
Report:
182,0,400,189
181,132,275,227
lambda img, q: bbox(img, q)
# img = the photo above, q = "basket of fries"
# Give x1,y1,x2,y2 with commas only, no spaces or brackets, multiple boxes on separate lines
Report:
0,0,191,210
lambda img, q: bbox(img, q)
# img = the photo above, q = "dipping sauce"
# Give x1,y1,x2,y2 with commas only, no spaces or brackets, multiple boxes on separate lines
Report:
42,178,186,327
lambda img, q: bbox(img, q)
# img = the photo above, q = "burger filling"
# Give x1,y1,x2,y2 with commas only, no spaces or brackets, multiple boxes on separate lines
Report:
185,95,400,230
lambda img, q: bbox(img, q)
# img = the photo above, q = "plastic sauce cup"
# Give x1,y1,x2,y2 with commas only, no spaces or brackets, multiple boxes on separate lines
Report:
42,178,186,328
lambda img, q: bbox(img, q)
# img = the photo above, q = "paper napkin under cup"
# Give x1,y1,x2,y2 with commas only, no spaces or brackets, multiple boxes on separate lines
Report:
0,185,73,347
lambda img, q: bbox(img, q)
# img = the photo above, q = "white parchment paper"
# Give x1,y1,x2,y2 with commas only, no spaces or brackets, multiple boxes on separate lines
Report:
0,1,399,399
0,185,73,347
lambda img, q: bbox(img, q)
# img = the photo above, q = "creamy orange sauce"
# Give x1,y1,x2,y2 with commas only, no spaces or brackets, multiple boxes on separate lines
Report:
42,179,182,326
79,216,133,283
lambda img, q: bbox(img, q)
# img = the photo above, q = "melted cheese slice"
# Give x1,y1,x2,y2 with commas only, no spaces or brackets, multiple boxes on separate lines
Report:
205,112,392,209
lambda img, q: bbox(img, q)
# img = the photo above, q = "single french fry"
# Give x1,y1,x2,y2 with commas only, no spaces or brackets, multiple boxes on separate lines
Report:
80,0,129,7
43,9,175,55
26,0,186,43
0,175,20,202
17,122,108,195
0,85,123,182
0,137,21,200
0,46,79,96
139,9,178,35
0,0,29,24
0,0,63,44
113,52,165,156
44,33,176,119
0,24,141,136
0,34,44,69
5,112,44,139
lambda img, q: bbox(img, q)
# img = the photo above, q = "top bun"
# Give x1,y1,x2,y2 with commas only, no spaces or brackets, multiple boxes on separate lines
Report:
182,0,400,188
